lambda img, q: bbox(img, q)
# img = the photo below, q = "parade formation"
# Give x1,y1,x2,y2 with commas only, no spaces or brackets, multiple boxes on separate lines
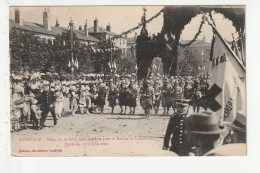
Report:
10,72,211,131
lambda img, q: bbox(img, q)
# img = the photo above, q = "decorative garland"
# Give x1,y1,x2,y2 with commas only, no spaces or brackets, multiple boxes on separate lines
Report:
111,10,163,40
209,11,216,27
178,17,205,47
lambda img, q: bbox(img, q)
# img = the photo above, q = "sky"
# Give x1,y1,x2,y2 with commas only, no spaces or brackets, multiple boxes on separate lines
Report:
9,6,240,42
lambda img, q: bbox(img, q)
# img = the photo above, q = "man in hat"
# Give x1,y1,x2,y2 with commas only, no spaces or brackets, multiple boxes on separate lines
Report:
185,111,228,156
163,99,191,156
96,82,107,114
119,79,128,114
161,79,173,115
40,81,57,128
108,79,118,114
127,79,138,115
223,111,246,144
140,80,154,118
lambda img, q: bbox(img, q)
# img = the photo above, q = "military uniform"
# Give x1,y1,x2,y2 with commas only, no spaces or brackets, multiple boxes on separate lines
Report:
40,89,57,127
96,83,107,113
163,102,191,156
140,81,154,118
153,81,162,114
108,82,118,114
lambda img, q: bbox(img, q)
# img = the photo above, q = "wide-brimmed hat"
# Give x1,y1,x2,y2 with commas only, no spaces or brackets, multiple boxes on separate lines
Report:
186,112,227,135
42,81,50,86
81,86,85,90
50,83,55,88
55,85,60,91
223,111,246,133
31,98,38,105
28,92,35,97
85,85,90,91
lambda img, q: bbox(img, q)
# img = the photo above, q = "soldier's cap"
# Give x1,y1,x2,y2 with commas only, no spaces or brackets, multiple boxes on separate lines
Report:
223,111,246,133
176,99,190,108
186,111,227,135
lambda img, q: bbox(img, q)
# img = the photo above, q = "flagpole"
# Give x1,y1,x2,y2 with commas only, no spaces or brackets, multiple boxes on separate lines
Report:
200,10,246,71
70,18,74,79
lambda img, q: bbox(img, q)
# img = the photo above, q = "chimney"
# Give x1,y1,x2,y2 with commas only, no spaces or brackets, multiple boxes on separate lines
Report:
84,19,88,37
43,8,51,30
94,18,98,33
203,35,206,43
55,17,59,27
106,23,111,32
79,25,82,30
15,8,23,25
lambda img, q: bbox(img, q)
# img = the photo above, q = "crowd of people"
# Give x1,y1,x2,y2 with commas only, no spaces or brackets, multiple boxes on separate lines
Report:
10,71,210,131
10,71,246,156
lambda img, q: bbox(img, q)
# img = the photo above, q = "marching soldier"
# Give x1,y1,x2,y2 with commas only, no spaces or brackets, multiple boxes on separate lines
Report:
108,79,118,114
161,79,173,115
119,80,128,114
96,81,107,114
153,80,162,114
172,81,182,113
140,80,154,118
127,79,138,115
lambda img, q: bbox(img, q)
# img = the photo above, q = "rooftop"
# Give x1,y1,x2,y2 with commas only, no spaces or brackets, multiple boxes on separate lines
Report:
10,19,100,42
88,26,118,37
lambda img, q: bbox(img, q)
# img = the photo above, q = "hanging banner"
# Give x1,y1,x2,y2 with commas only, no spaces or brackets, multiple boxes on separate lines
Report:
208,29,246,123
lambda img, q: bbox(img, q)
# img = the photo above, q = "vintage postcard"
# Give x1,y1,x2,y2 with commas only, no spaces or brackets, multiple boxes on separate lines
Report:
9,5,246,157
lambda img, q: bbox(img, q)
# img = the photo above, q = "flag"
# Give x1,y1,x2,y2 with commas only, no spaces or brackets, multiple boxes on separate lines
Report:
164,34,168,41
75,58,79,68
207,29,246,123
166,44,172,51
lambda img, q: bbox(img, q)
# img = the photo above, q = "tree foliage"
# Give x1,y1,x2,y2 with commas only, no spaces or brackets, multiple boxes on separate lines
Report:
9,28,130,75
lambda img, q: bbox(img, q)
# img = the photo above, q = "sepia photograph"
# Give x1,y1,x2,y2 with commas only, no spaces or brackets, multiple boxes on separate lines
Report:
9,5,246,157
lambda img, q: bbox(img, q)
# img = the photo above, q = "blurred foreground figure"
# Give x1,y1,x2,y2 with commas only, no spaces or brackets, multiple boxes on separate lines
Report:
185,112,227,156
223,111,246,144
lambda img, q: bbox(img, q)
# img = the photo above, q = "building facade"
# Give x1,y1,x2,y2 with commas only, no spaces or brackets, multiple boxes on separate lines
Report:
177,37,211,75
